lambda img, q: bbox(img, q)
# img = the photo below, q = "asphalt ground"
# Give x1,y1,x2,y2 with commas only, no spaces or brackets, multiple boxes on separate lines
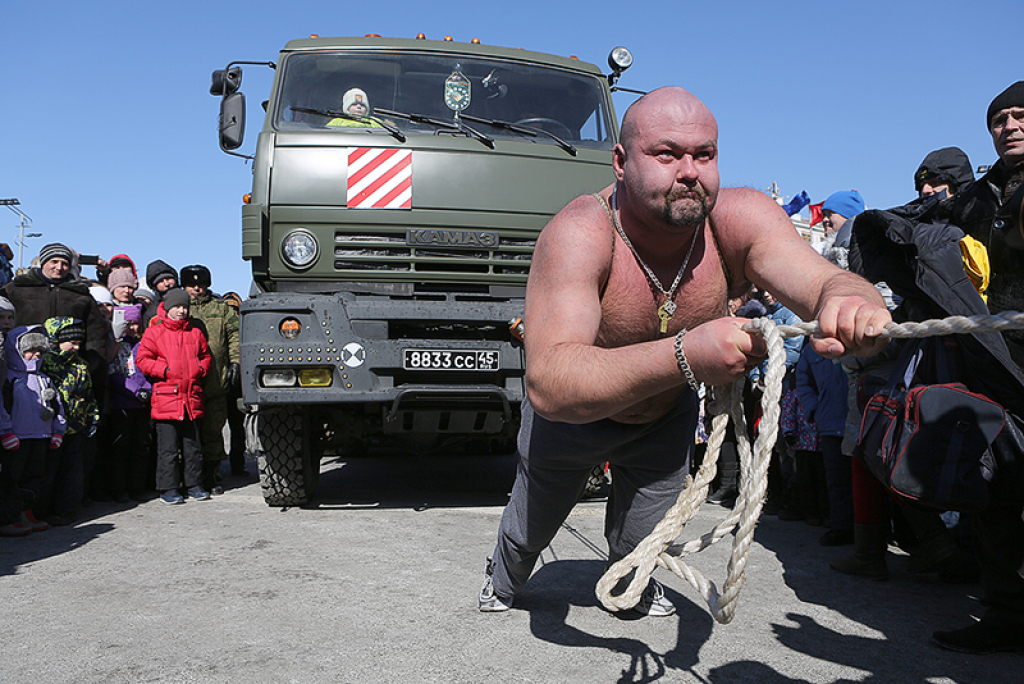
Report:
0,450,1017,683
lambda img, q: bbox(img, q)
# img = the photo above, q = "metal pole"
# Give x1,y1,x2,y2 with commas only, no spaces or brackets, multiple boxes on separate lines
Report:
18,217,24,272
1,198,40,271
16,214,43,272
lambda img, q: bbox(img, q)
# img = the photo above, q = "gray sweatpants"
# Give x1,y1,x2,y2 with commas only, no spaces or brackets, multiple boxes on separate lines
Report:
489,394,697,599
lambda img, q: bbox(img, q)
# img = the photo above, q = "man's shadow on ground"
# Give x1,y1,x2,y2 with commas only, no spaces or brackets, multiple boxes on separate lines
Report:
516,514,1010,684
526,553,865,684
520,558,809,684
519,559,708,684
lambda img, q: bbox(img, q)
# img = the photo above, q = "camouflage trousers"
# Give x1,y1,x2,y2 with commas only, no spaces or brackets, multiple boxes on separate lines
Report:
200,394,228,462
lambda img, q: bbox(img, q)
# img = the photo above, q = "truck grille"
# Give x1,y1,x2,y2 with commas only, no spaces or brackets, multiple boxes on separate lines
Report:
333,229,535,282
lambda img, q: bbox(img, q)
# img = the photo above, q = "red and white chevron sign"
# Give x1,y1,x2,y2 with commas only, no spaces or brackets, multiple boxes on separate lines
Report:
347,148,412,209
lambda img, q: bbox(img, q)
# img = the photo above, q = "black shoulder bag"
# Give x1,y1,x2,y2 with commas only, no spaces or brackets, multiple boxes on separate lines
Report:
855,338,1006,511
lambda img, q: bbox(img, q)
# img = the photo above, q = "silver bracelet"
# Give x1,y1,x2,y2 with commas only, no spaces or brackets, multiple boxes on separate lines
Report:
674,328,701,393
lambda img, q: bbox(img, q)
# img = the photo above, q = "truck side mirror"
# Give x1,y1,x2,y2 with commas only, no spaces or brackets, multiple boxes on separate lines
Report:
210,67,242,96
219,92,246,151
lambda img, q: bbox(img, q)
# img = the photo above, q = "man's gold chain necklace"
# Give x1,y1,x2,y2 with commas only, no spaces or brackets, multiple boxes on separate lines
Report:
611,190,700,334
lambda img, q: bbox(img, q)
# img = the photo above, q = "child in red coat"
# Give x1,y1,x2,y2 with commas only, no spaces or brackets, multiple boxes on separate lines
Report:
136,289,211,505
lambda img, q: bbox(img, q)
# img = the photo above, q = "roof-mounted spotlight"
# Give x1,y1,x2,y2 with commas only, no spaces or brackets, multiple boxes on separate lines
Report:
608,46,633,74
607,46,644,94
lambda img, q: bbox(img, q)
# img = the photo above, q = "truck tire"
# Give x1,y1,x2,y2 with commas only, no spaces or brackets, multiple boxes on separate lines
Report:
251,407,319,507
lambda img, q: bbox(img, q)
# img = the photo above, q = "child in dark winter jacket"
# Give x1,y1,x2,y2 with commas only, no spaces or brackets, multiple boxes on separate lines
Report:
1,326,66,531
41,317,100,523
136,288,211,505
108,304,154,501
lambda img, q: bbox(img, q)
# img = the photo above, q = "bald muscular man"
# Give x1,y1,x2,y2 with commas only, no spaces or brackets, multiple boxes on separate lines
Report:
479,87,890,616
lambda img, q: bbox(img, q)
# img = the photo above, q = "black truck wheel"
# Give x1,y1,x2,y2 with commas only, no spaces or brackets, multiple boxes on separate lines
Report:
251,407,319,506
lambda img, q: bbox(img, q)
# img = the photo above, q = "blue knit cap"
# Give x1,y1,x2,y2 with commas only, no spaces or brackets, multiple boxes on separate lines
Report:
822,190,865,219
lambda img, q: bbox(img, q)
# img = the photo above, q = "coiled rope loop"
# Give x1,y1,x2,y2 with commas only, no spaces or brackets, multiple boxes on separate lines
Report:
595,311,1024,624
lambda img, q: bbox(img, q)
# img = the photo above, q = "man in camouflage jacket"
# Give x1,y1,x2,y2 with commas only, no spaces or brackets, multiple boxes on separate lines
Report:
181,265,240,494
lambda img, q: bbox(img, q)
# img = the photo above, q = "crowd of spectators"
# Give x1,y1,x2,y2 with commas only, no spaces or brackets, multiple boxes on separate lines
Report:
0,248,244,529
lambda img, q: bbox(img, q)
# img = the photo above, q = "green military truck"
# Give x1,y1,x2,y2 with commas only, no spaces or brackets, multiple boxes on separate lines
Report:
211,34,633,506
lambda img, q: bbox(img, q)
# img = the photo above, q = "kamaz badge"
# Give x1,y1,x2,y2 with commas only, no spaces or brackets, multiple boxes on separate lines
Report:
444,65,471,112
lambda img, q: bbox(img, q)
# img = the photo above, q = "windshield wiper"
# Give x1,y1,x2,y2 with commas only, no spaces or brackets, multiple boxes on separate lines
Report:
289,106,406,143
374,108,494,149
459,115,577,156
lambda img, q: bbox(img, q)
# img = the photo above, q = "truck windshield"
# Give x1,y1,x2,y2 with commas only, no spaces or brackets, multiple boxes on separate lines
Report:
274,51,614,150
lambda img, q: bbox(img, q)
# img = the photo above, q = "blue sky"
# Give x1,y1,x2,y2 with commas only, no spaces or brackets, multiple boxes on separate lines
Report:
2,1,1021,295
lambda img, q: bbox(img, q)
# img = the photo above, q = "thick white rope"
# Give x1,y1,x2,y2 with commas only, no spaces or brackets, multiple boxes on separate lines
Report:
595,310,1024,624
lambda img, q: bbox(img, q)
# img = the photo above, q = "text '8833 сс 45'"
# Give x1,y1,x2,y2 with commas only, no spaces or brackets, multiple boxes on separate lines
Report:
403,349,500,371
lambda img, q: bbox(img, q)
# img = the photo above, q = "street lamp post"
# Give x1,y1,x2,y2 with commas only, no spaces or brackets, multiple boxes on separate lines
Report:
0,198,41,271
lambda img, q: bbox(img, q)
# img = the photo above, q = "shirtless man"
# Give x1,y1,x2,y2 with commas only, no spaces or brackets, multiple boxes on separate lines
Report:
478,87,890,616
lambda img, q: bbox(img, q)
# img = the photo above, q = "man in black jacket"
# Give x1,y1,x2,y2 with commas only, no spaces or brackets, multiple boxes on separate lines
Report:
951,81,1024,368
933,81,1024,655
1,243,109,380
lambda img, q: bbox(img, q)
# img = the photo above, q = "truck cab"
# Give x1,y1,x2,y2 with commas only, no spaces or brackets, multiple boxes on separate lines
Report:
212,35,631,505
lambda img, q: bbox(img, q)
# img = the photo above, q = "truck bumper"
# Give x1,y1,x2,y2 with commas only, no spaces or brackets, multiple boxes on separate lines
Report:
239,291,525,436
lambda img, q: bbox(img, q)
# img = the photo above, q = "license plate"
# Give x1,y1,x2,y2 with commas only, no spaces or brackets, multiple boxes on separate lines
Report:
403,349,500,371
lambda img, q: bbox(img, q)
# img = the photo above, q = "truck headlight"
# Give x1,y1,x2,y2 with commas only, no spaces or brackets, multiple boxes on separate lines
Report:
281,230,319,269
261,369,297,387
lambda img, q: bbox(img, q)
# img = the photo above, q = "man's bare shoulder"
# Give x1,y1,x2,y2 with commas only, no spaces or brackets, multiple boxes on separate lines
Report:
545,190,613,236
534,190,616,268
713,187,790,226
711,188,805,249
706,188,812,294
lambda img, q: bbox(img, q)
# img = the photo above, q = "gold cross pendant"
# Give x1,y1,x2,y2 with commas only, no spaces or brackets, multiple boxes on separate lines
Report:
658,300,676,334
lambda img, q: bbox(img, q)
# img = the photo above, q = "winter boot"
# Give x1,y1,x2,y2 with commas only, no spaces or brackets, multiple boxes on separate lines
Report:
707,440,738,507
0,522,31,537
907,532,959,573
829,523,889,580
201,461,225,495
900,505,957,574
20,510,50,532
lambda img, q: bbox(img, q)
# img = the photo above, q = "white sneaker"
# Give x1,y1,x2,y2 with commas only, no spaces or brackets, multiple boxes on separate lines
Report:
478,560,513,612
632,579,676,617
